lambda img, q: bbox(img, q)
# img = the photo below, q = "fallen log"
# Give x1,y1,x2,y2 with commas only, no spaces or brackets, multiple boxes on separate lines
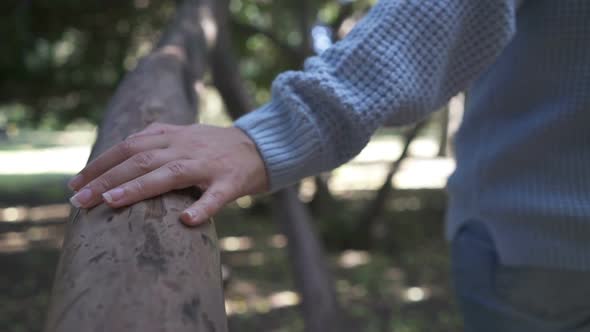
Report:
44,1,227,331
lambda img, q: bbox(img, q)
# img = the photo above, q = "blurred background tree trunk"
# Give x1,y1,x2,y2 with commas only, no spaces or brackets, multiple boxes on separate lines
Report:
353,122,426,249
209,2,345,330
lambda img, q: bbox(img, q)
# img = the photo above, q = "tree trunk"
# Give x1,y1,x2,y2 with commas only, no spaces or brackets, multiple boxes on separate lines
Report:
272,189,342,332
309,175,336,218
44,1,228,332
438,106,449,157
210,3,344,331
353,122,425,249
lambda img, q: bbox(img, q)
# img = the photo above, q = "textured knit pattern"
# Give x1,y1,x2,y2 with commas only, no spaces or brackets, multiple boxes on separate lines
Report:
236,0,517,189
235,0,590,269
447,0,590,269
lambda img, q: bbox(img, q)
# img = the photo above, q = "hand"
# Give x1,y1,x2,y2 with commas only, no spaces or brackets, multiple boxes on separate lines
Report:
67,122,269,226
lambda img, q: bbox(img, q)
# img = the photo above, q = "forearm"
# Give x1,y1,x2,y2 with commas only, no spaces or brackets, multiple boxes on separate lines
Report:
236,0,519,191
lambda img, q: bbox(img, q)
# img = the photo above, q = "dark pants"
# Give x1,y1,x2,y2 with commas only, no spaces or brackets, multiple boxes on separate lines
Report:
452,222,590,332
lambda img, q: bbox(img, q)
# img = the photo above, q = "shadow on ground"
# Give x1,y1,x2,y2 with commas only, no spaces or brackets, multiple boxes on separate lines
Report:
0,187,462,332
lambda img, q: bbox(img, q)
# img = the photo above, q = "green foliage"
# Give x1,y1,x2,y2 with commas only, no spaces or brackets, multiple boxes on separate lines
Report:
0,174,71,207
1,0,374,129
1,0,175,128
0,249,59,332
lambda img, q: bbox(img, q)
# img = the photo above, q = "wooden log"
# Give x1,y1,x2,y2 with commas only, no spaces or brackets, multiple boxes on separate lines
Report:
43,1,227,331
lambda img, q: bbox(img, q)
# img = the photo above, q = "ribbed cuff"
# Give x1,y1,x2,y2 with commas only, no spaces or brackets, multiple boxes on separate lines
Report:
234,100,325,191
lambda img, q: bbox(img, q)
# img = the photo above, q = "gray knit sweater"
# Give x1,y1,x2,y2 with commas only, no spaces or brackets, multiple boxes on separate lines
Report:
235,0,590,270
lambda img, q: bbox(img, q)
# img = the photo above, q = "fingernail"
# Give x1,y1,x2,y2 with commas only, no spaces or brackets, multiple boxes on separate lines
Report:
183,209,207,225
68,174,83,190
69,188,92,208
102,188,125,203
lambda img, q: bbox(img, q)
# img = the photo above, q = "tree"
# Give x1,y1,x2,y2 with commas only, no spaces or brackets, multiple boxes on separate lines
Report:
209,3,345,330
1,0,375,128
43,1,227,331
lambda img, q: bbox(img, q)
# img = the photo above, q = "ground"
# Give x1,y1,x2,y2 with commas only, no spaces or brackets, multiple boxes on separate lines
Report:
0,127,463,332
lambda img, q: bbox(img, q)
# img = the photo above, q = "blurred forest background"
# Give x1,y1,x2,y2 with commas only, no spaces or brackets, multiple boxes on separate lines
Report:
0,0,464,331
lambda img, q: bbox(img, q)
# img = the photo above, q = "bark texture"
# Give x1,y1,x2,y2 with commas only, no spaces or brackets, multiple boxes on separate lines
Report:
44,1,227,331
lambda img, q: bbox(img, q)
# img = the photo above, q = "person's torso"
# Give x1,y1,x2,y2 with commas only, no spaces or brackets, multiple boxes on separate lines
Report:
450,0,590,220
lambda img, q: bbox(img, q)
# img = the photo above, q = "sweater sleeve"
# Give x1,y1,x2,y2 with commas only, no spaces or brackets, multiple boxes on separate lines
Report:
234,0,518,191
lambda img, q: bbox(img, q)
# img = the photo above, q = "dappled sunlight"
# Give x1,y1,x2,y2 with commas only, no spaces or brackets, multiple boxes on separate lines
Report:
0,101,456,331
0,227,63,254
0,146,90,174
353,136,439,163
297,178,317,202
338,250,371,268
0,204,68,252
0,126,453,196
1,0,467,329
267,234,287,249
0,232,30,253
219,234,288,252
404,286,430,302
0,204,70,243
199,6,219,47
268,291,300,309
392,158,455,189
224,290,300,316
236,195,253,208
219,236,254,252
0,204,70,223
1,207,20,222
330,157,455,192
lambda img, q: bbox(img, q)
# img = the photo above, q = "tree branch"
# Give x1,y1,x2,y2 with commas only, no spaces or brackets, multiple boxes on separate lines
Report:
353,121,427,249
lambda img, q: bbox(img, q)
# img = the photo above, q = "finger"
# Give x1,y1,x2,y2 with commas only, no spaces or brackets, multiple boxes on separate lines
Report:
127,122,180,139
68,135,170,191
69,149,177,208
180,182,234,226
101,160,204,209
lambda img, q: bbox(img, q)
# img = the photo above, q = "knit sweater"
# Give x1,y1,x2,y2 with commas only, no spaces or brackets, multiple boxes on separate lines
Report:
235,0,590,269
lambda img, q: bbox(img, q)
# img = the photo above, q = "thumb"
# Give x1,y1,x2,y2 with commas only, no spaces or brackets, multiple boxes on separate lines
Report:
180,183,233,226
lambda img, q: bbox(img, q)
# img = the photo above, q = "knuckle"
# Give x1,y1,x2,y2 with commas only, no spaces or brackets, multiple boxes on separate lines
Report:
204,190,227,209
118,139,136,158
150,122,164,131
209,190,226,201
131,179,144,194
147,122,169,135
132,151,155,172
93,177,113,192
78,168,91,179
224,173,245,193
227,173,244,186
147,122,162,129
166,161,188,179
